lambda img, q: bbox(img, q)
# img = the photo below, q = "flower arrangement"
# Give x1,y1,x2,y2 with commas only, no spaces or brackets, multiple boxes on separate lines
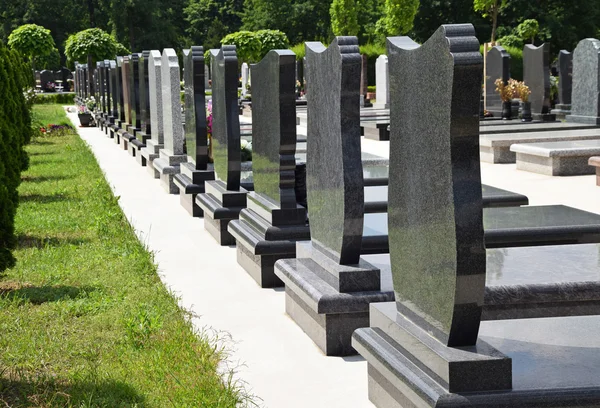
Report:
206,99,213,163
494,78,513,102
85,96,96,112
45,81,56,92
241,139,252,162
511,80,531,102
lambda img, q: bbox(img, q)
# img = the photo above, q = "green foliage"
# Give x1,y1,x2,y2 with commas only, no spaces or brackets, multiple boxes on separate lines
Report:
473,0,509,42
36,47,61,70
222,29,289,62
113,41,131,56
503,45,523,80
330,0,360,36
377,0,420,37
64,28,122,66
360,43,386,58
0,43,32,271
516,18,539,44
186,0,244,50
33,93,76,105
8,24,57,70
497,33,523,48
290,43,305,60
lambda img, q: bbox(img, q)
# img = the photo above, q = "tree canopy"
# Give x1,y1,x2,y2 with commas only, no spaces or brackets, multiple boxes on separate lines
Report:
8,24,57,69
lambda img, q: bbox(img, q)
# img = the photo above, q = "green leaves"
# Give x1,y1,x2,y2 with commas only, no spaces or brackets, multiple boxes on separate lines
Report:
221,29,289,63
330,0,360,36
516,19,539,43
377,0,420,38
64,28,129,66
8,24,57,68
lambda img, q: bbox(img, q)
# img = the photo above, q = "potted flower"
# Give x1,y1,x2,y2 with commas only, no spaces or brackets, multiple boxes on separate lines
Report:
77,96,96,127
515,81,532,122
494,78,513,120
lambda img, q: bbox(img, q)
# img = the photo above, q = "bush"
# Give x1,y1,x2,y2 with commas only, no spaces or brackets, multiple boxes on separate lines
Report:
8,24,57,71
221,30,289,63
290,44,305,60
0,43,32,271
497,34,523,49
65,28,129,67
33,93,76,105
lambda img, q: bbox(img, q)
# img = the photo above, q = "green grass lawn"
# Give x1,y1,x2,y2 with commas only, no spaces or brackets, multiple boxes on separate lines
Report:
0,105,252,407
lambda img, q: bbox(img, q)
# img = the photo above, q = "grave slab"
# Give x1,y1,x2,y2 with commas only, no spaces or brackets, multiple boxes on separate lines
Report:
512,140,600,176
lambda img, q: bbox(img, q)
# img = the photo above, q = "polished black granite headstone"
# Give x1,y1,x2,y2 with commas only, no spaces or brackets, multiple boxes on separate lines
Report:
554,50,573,119
174,46,215,217
274,37,393,356
196,46,247,245
228,49,309,288
126,53,143,157
108,60,119,137
523,43,555,121
485,46,510,116
133,51,152,165
567,39,600,125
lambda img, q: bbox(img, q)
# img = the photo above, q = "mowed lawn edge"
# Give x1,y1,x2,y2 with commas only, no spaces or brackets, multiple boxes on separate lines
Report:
0,105,255,407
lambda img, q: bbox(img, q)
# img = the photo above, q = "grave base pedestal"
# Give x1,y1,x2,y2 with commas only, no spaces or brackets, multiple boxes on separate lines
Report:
553,104,571,120
227,200,309,288
173,162,215,217
196,180,247,246
141,140,164,178
567,113,600,125
129,131,150,161
152,149,187,194
274,242,393,356
532,113,557,122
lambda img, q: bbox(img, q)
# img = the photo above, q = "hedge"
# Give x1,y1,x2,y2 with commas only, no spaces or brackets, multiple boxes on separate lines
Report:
0,43,32,271
34,93,76,105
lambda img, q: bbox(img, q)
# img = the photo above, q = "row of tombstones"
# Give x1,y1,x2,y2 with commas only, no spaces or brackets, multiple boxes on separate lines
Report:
73,25,600,408
35,68,72,92
485,40,600,124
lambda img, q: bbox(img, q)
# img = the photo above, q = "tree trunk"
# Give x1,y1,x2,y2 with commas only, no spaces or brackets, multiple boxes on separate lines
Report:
87,0,96,28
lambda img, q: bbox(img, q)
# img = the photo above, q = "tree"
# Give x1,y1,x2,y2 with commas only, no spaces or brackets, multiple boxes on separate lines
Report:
377,0,420,37
330,0,360,36
8,24,57,70
186,0,244,50
221,30,289,63
64,28,127,65
516,18,539,44
473,0,508,44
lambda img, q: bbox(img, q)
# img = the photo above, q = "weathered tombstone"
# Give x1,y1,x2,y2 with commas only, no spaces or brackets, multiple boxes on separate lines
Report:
196,46,247,245
174,46,215,216
523,43,556,121
485,45,510,117
134,51,152,165
141,50,165,174
228,49,309,288
152,48,187,193
373,55,389,109
241,62,249,97
567,39,600,125
274,37,393,356
556,50,573,114
127,53,143,157
97,61,106,115
40,70,54,92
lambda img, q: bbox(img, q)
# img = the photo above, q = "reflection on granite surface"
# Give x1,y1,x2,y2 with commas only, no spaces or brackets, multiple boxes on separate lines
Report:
387,25,484,347
210,46,241,190
305,37,364,265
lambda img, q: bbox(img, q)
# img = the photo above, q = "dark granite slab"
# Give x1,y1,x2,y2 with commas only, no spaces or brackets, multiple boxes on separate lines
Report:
558,49,573,106
139,51,151,137
129,53,141,131
183,46,209,170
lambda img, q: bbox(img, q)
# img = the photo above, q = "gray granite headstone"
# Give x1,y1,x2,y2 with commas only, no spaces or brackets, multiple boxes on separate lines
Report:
567,39,600,125
183,46,208,170
558,50,573,105
148,50,164,144
306,37,363,265
116,57,126,123
241,62,249,97
96,61,105,113
161,48,184,156
210,46,241,190
129,53,141,130
387,25,485,347
251,49,298,209
139,51,151,136
121,56,132,125
108,60,119,120
103,60,111,115
485,45,510,116
523,43,552,116
374,55,389,109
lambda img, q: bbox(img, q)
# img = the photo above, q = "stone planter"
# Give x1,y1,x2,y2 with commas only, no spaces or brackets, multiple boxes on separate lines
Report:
501,101,512,120
521,101,533,122
78,113,93,127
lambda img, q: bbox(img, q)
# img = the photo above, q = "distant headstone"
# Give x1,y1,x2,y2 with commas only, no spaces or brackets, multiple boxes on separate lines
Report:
567,39,600,125
210,46,241,190
129,53,141,131
148,50,164,145
161,48,184,156
121,55,132,125
139,51,151,136
57,67,72,91
485,46,510,116
96,61,105,113
241,62,249,97
373,55,389,109
183,46,208,169
116,57,126,124
108,60,119,121
553,50,573,119
523,43,555,120
102,60,111,117
40,70,54,92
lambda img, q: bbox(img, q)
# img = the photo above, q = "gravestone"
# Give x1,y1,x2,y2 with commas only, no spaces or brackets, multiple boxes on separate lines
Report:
485,45,510,117
196,46,247,245
373,55,389,109
134,50,152,165
107,60,119,138
567,39,600,125
174,46,215,216
96,61,105,117
554,50,573,119
116,56,132,149
101,60,111,135
116,57,126,125
127,53,143,157
241,62,249,97
40,70,54,92
228,49,309,288
140,50,165,174
152,48,187,194
57,67,72,92
523,43,556,121
274,37,393,356
360,54,368,106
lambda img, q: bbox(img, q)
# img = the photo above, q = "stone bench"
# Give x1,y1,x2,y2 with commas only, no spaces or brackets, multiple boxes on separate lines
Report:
511,140,600,176
590,156,600,186
480,128,600,163
479,121,597,135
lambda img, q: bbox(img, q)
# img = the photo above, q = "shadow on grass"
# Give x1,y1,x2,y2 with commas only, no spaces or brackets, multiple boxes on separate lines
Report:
0,376,146,407
19,194,73,204
17,234,89,249
0,283,98,305
21,175,71,183
27,151,55,157
29,158,65,166
30,139,55,146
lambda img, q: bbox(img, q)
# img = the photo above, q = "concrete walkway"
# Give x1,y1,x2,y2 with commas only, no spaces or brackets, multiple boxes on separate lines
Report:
69,110,600,407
